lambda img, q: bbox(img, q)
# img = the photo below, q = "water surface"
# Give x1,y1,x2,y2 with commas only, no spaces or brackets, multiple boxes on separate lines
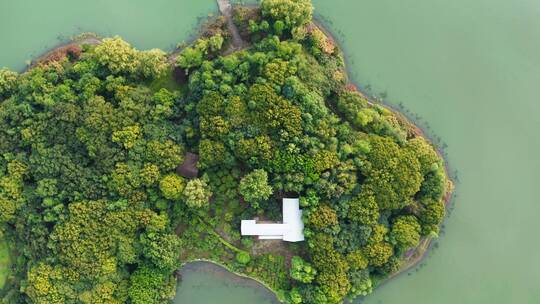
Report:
0,0,216,71
174,262,277,304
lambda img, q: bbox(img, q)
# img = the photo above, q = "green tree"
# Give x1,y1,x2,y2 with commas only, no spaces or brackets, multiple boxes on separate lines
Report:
159,174,185,200
140,163,161,186
273,20,285,36
390,215,421,250
0,68,18,99
235,136,273,165
419,164,447,201
36,178,58,198
198,139,231,169
112,125,141,149
406,137,440,175
290,256,317,283
152,88,176,118
308,205,338,229
261,0,314,31
146,140,184,171
176,38,212,70
288,288,303,304
183,178,212,209
138,49,169,78
128,266,176,304
141,233,181,271
312,249,351,303
176,46,203,69
94,36,139,74
239,169,273,206
208,34,225,52
363,242,393,267
348,191,379,226
0,162,26,227
336,91,369,125
25,263,73,304
347,269,373,300
362,135,423,210
418,198,445,236
346,250,369,271
377,256,402,276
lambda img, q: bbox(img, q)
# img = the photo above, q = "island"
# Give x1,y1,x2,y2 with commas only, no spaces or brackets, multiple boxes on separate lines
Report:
0,0,452,303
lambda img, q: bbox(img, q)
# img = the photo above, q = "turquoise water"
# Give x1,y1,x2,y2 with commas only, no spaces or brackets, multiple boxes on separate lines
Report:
0,0,216,71
174,262,277,304
2,0,540,303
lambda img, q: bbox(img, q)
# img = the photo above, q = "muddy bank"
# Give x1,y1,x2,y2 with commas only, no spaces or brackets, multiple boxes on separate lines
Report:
26,34,101,71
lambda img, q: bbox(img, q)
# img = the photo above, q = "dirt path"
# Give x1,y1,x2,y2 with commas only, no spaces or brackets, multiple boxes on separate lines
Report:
250,239,294,266
216,0,247,53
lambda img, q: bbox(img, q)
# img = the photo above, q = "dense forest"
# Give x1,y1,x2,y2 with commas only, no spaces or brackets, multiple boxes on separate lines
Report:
0,0,451,303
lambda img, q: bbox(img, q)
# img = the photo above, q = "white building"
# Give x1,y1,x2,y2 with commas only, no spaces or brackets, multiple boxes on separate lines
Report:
241,198,305,242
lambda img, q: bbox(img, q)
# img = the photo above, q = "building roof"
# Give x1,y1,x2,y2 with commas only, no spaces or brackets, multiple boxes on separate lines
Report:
241,198,305,242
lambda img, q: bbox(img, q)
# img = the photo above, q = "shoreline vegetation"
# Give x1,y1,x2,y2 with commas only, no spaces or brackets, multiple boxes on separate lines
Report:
0,0,453,303
25,33,102,72
307,15,456,291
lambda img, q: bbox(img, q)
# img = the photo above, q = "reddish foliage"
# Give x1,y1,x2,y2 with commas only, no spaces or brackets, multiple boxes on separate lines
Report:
345,84,358,92
233,6,261,40
65,45,82,60
203,16,228,38
41,44,82,65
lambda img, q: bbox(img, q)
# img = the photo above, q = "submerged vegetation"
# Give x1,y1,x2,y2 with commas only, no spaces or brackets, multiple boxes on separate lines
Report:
0,0,451,303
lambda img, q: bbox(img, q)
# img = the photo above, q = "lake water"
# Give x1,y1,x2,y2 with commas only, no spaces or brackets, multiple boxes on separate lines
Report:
1,0,539,303
0,0,216,71
173,262,277,304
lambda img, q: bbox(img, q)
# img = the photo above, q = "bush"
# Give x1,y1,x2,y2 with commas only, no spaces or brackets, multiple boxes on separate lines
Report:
0,68,18,98
239,169,273,207
389,215,421,251
159,174,185,200
290,256,316,283
236,251,251,264
308,205,338,229
183,178,212,209
261,0,314,31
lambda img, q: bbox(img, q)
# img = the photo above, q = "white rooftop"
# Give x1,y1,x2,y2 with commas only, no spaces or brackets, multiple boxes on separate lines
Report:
241,198,304,242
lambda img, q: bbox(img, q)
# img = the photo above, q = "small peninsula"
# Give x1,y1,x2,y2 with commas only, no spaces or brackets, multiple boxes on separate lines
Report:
0,0,452,303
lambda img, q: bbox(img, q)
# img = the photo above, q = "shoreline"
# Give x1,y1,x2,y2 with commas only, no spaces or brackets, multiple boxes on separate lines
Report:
312,13,456,293
178,259,281,303
25,33,101,72
21,5,455,303
23,6,217,72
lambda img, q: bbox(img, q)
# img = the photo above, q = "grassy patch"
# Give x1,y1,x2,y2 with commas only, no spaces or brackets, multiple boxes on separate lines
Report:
147,67,185,93
0,239,10,289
